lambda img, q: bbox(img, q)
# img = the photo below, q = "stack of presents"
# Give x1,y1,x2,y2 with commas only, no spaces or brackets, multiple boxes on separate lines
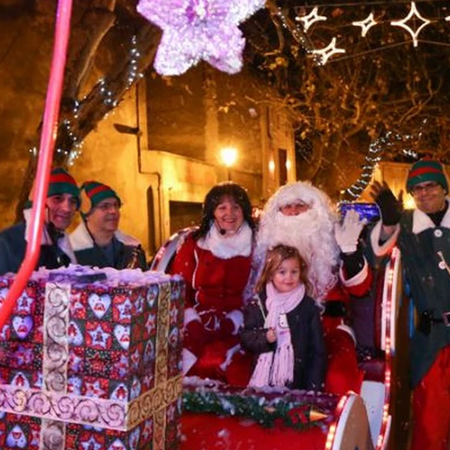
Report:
0,266,184,450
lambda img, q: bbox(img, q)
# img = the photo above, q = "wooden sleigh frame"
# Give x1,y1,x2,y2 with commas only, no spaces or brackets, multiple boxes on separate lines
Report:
150,229,404,450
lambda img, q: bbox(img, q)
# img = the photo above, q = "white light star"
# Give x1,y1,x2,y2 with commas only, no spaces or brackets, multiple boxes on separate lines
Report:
352,12,378,37
296,7,327,32
390,1,431,47
311,37,346,65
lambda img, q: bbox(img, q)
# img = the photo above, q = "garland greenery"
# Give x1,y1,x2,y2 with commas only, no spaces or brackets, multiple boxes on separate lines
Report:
182,388,329,431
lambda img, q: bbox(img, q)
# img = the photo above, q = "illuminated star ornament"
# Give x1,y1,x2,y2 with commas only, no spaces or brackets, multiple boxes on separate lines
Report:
137,0,266,76
352,12,378,37
390,1,431,47
296,7,327,32
311,37,345,65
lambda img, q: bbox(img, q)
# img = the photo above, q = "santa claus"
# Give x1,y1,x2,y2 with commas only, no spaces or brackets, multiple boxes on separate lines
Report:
253,181,372,394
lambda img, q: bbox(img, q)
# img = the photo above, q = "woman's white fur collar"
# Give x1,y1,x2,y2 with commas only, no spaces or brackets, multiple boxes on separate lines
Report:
197,222,253,259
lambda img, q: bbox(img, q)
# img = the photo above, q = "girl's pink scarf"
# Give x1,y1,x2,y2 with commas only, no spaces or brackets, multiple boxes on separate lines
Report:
249,282,305,388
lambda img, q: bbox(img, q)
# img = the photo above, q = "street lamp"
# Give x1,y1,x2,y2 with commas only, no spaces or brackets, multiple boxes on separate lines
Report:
220,147,238,181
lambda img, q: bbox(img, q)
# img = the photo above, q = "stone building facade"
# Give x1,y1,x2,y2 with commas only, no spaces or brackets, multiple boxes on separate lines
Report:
71,64,297,258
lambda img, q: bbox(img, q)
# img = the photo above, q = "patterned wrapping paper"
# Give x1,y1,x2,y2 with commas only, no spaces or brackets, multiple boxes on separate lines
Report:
0,266,185,450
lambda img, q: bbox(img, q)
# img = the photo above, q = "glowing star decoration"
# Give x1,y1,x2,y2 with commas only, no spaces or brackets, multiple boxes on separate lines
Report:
136,0,266,75
296,7,327,32
311,37,345,65
352,12,378,37
390,1,431,47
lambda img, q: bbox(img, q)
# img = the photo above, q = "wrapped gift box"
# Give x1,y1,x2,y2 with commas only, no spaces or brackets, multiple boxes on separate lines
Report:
0,265,184,450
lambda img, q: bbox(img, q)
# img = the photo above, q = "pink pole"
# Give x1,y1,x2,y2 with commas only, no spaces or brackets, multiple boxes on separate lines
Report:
0,0,74,330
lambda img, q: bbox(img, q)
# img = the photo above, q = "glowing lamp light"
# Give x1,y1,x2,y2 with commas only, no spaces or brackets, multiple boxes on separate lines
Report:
220,147,238,168
268,160,275,173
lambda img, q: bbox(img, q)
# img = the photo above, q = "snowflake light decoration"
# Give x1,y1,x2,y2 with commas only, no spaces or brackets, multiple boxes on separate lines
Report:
390,1,431,47
137,0,266,76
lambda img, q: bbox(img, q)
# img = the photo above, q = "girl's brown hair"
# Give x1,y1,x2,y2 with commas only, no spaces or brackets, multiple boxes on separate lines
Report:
255,244,311,293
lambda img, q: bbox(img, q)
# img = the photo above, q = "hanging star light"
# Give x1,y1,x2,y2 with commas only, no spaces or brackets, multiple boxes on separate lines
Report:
390,1,431,47
136,0,266,76
296,7,327,32
311,37,345,65
352,12,378,38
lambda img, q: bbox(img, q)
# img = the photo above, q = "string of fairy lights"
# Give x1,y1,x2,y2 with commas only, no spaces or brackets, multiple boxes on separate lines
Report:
277,1,450,198
344,132,396,199
29,33,143,166
28,1,447,193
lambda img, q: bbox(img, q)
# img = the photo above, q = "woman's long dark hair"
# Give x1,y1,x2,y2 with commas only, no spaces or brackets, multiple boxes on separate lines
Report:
193,182,256,240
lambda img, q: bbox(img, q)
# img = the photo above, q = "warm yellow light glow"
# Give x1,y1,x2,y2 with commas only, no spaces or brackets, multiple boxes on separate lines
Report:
286,159,291,170
220,147,238,168
268,160,275,173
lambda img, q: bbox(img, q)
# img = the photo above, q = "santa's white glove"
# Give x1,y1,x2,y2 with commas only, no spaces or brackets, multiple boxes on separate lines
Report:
334,209,367,254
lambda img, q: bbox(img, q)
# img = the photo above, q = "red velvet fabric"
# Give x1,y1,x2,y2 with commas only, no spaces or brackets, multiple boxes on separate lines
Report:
411,345,450,450
323,328,364,395
171,234,253,384
181,413,327,450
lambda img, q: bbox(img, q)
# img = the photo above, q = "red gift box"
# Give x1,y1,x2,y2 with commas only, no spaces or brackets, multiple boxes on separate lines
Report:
0,267,184,450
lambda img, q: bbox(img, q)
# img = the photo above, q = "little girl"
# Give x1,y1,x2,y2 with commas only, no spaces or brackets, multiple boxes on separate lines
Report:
241,244,326,390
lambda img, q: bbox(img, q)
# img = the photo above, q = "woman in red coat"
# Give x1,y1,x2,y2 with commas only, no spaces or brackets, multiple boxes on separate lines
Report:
170,182,256,384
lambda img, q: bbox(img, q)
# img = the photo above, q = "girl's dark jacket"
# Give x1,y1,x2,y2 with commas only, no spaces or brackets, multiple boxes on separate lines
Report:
240,292,327,391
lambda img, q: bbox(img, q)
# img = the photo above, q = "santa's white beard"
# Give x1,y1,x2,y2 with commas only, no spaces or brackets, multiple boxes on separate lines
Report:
256,209,339,300
271,210,319,249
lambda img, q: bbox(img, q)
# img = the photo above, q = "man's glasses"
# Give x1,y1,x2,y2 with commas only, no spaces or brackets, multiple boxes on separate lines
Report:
410,182,440,195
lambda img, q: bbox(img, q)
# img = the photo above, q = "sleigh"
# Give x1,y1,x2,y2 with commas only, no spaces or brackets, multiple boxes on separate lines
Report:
150,228,404,450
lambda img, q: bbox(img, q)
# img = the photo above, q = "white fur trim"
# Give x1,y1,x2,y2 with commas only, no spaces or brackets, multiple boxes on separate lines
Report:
115,229,141,246
267,181,336,214
225,310,244,335
370,221,400,257
24,209,76,263
182,349,197,375
70,222,141,251
197,222,253,259
184,307,201,325
70,222,94,251
340,258,369,287
219,344,241,371
412,200,450,234
58,234,77,264
336,324,357,345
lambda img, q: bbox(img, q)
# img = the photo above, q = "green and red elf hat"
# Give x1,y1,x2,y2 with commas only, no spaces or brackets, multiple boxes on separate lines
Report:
79,180,121,217
26,167,80,209
406,159,449,193
47,167,80,199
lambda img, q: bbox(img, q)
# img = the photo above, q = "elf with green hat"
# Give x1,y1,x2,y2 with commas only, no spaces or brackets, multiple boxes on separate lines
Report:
369,158,450,450
0,167,80,275
70,180,147,270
